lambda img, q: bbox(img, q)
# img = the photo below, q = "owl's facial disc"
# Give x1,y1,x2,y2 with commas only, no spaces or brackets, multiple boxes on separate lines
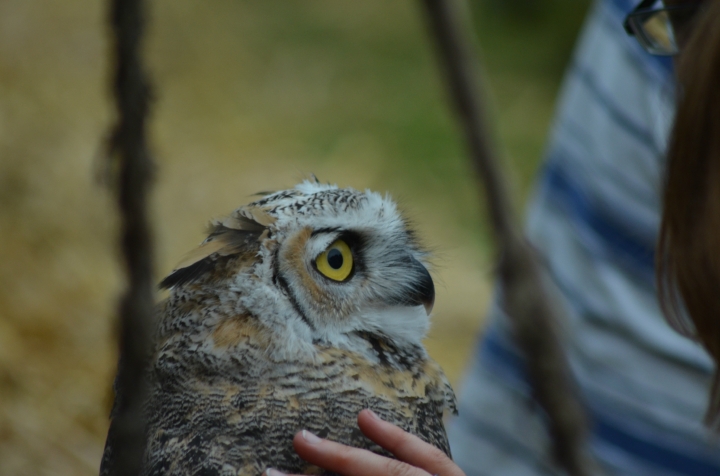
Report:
275,226,435,347
308,230,435,316
304,230,434,314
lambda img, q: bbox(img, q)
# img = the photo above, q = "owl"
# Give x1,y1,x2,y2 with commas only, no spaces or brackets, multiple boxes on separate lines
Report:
100,180,457,476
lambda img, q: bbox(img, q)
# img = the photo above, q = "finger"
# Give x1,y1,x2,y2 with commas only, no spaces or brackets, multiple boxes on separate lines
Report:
290,429,433,476
264,470,289,476
357,409,463,476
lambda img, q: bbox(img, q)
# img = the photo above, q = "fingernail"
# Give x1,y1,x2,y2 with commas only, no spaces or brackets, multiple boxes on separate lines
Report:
265,469,287,476
366,409,381,420
302,429,322,444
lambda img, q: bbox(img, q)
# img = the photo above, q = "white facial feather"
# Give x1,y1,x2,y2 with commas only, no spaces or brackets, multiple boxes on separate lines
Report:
348,305,430,344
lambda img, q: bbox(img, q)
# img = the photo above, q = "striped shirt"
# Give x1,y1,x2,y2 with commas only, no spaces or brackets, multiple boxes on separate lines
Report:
447,1,720,475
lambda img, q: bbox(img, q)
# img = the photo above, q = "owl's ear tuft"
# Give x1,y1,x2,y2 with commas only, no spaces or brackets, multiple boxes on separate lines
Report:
213,212,268,234
159,213,267,290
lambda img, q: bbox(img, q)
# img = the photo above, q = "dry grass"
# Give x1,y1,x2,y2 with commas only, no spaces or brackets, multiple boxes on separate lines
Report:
0,0,586,474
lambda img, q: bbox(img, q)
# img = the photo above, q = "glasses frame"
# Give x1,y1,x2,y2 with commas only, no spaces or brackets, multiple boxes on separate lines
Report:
623,0,703,56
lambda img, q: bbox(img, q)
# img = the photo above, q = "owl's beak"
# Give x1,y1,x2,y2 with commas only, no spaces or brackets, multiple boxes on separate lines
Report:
385,256,435,315
422,297,435,316
408,257,436,316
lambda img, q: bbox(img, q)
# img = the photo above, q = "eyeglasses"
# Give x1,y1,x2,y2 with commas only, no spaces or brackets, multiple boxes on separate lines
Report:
624,0,703,55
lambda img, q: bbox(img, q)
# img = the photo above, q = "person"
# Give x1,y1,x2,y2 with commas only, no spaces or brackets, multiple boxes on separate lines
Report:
446,1,720,475
656,0,720,427
264,1,720,475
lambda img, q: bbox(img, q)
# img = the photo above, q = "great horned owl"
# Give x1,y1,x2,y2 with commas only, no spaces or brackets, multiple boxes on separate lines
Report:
101,180,457,476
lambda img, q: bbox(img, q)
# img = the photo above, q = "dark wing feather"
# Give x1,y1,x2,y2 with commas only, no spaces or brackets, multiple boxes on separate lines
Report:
159,257,218,289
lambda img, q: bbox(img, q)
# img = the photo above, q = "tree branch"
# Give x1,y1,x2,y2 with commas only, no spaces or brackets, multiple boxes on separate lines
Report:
107,0,155,473
418,1,594,474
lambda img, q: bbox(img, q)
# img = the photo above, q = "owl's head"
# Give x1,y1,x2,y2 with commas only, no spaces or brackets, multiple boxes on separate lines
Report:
161,180,435,350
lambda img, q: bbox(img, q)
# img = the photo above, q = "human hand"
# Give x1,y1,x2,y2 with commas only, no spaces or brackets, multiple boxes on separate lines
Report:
265,409,466,476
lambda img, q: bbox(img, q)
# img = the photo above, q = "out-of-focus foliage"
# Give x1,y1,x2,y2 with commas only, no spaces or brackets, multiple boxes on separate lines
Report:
0,0,588,474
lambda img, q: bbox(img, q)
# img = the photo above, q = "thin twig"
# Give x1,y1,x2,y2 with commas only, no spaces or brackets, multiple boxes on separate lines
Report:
106,0,155,474
418,1,594,474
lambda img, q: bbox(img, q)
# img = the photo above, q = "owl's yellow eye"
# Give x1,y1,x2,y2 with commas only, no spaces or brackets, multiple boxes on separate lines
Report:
315,239,353,282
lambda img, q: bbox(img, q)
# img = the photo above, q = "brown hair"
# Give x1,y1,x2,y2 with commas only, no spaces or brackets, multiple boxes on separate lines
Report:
657,1,720,426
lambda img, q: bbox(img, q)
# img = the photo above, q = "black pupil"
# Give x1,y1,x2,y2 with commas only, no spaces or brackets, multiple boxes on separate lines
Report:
327,248,344,270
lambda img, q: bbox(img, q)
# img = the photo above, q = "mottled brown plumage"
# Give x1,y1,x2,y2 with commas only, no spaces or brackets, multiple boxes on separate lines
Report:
101,181,457,476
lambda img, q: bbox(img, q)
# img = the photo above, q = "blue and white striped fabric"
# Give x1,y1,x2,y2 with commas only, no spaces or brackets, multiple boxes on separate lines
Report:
447,1,720,475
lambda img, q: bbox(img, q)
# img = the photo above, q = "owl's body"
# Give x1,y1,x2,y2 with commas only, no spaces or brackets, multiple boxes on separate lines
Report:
101,181,456,476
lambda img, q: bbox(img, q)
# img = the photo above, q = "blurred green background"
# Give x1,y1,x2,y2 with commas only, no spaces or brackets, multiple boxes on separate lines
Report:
0,0,589,474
